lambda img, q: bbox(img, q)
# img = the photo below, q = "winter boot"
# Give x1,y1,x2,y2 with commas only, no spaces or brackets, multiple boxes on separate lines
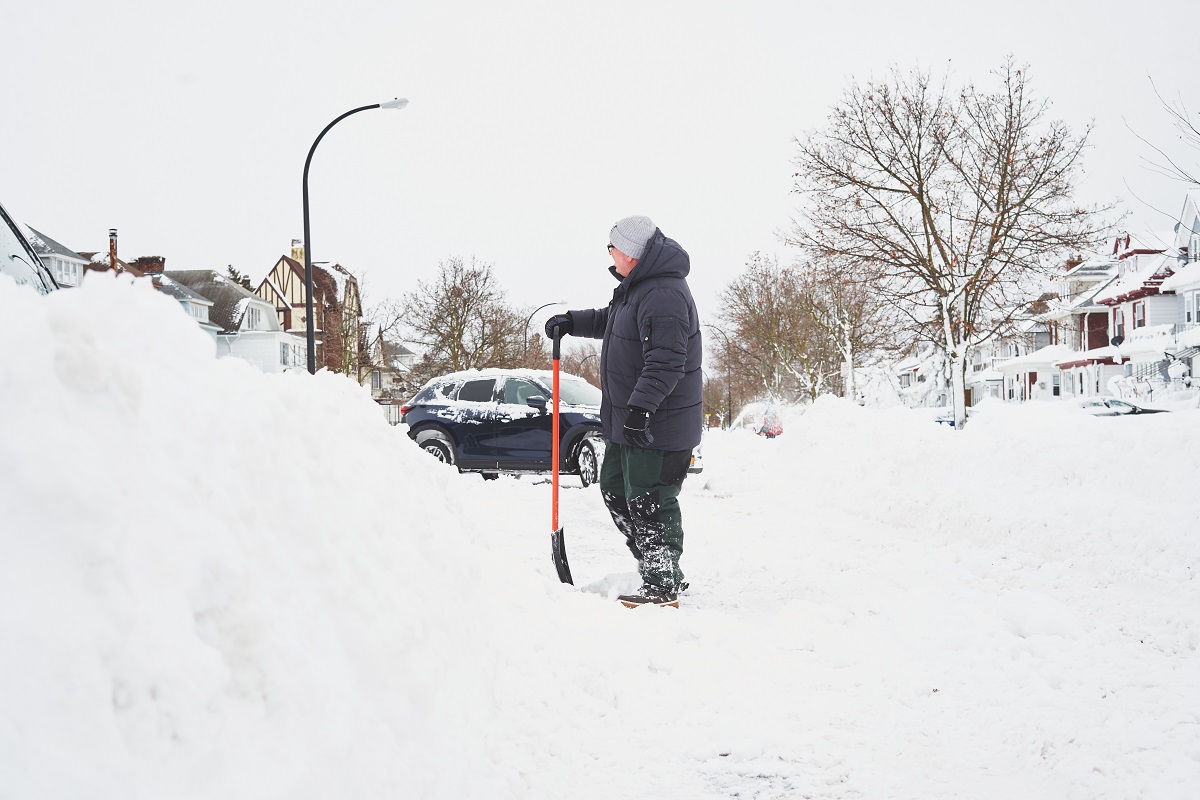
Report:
618,586,679,609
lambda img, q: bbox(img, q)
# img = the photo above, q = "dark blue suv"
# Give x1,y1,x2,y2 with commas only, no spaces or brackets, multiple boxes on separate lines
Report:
400,369,604,486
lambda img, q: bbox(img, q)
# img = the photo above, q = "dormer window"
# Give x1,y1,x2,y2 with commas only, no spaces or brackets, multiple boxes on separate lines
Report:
245,306,262,331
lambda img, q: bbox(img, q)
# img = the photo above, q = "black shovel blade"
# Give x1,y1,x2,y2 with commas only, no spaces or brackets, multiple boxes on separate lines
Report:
551,527,573,585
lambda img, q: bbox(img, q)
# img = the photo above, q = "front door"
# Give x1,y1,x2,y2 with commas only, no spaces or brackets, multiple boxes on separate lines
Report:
492,377,554,469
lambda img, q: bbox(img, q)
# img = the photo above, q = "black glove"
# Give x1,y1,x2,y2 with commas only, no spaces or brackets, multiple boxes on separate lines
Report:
623,406,654,448
544,313,573,339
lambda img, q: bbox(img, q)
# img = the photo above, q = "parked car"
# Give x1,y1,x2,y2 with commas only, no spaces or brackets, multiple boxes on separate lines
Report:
400,369,605,485
0,199,57,294
1075,397,1169,417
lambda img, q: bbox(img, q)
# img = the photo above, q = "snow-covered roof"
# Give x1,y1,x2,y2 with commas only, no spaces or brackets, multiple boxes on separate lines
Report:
1093,253,1174,304
165,270,277,333
997,344,1078,374
965,367,1004,385
1160,260,1200,292
1112,230,1173,257
1172,189,1200,250
23,227,87,262
154,274,213,305
418,367,592,387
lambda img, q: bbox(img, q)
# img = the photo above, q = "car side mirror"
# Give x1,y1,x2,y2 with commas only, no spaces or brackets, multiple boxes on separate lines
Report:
526,395,548,410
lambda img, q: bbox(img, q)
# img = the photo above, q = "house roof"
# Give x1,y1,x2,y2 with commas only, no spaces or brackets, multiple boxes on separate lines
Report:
1161,260,1200,292
1093,252,1174,305
998,344,1079,374
23,227,87,262
1172,189,1200,250
154,274,214,305
164,270,275,333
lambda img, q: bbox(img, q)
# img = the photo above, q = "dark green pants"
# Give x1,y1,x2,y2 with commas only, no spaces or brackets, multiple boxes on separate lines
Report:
599,441,691,593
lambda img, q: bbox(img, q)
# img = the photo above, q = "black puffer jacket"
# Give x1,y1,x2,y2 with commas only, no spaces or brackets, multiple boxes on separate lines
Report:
570,229,703,451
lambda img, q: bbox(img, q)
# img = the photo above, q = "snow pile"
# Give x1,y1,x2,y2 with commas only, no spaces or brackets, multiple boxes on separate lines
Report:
2,274,1199,799
0,274,643,798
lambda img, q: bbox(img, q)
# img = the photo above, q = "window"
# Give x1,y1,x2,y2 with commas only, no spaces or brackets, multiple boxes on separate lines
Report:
1113,308,1124,339
1132,301,1145,329
1052,374,1061,397
245,307,262,330
371,371,381,390
280,343,290,365
456,379,496,402
1191,234,1200,263
503,378,543,404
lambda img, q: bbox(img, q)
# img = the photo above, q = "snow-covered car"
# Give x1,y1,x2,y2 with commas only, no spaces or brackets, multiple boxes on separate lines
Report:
1074,398,1169,417
400,369,604,485
0,199,57,294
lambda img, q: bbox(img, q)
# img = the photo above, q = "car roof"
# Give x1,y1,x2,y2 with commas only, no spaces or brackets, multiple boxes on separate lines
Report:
423,368,588,386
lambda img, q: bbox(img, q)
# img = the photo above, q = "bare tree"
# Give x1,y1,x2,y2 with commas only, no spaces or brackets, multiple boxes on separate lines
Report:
715,252,841,403
560,340,602,387
794,257,897,401
1133,80,1200,188
399,256,526,387
791,59,1109,427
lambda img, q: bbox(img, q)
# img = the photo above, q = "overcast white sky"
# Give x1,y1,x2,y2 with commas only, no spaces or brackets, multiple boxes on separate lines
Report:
5,0,1197,321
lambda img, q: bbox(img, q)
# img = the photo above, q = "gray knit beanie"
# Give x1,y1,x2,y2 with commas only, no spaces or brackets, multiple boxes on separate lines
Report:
609,215,656,260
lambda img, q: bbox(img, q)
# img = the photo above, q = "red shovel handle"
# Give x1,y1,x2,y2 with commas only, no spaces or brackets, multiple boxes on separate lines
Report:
551,327,562,531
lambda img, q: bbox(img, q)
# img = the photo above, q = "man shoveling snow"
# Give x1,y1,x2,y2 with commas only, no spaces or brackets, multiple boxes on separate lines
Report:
546,216,703,607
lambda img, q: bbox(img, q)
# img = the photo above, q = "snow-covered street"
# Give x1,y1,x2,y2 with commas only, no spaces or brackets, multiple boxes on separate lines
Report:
3,275,1198,799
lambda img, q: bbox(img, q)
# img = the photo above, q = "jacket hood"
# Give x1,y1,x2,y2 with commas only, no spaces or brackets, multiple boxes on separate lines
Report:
611,229,690,286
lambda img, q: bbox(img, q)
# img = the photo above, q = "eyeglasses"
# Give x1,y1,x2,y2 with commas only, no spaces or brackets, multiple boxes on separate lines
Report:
606,244,615,252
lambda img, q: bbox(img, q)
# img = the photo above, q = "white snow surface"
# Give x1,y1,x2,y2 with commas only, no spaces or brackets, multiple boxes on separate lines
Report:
3,273,1199,799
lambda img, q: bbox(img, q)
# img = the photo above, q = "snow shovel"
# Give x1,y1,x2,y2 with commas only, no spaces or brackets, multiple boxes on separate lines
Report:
550,325,574,585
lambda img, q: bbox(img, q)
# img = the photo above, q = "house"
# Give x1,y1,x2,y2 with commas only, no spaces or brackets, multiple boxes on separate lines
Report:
166,270,305,373
360,323,416,403
24,227,89,287
77,229,159,279
153,273,223,341
893,346,949,407
253,240,364,374
1159,188,1200,384
1039,254,1121,398
1088,232,1178,393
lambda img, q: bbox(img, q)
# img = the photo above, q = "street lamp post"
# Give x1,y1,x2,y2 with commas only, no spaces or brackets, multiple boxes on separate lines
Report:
302,98,408,374
706,325,734,428
524,301,566,356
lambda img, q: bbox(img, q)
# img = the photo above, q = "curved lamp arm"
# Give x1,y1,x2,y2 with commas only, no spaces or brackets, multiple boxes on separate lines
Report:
302,98,409,373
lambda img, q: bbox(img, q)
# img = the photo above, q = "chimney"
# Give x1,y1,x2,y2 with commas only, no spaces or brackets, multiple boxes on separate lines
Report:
108,229,118,272
291,238,304,263
130,256,165,274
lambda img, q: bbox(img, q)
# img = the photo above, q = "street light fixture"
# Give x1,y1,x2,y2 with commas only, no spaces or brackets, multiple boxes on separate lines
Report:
302,97,409,374
705,325,734,428
524,301,566,356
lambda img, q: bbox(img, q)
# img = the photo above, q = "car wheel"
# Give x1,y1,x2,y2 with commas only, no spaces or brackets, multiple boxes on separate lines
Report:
577,439,599,488
481,472,499,481
415,430,455,465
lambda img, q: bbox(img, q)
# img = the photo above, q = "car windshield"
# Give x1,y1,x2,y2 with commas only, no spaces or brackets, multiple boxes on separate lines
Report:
545,376,601,406
0,204,55,295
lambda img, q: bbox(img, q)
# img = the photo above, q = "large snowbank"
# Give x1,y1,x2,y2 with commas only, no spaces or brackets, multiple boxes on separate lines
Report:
2,274,1198,798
